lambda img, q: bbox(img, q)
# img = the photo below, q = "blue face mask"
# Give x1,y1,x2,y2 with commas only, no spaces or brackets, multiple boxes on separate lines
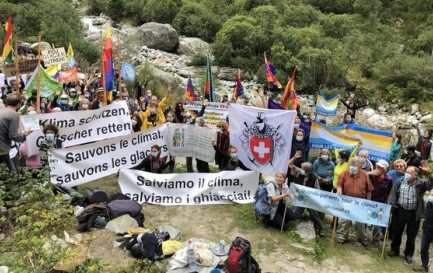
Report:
45,133,55,142
428,196,433,203
349,166,358,174
404,173,412,181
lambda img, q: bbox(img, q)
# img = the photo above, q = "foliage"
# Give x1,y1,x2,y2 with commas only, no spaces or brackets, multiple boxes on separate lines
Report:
188,52,207,66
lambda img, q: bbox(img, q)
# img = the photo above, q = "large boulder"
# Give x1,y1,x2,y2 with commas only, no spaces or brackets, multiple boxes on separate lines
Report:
135,22,179,53
30,42,51,53
177,37,210,56
367,114,390,129
362,108,376,119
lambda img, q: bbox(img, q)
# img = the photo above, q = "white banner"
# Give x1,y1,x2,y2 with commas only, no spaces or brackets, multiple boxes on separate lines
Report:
168,123,217,162
41,47,67,66
24,101,132,156
49,124,169,187
118,169,259,206
229,104,296,174
184,101,228,128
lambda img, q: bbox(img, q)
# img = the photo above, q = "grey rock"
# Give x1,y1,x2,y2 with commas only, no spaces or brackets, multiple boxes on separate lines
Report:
177,37,210,56
290,243,315,254
423,111,430,116
296,221,316,242
411,103,420,115
218,67,238,81
0,233,5,241
105,214,138,234
378,106,387,113
92,17,106,26
367,114,390,129
420,114,432,123
150,67,179,94
30,42,51,53
362,108,376,119
157,224,182,241
0,266,9,273
417,114,422,120
134,22,179,53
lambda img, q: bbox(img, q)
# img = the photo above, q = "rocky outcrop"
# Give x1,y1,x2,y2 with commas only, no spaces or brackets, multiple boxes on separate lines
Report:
177,37,210,56
134,22,179,53
30,42,51,53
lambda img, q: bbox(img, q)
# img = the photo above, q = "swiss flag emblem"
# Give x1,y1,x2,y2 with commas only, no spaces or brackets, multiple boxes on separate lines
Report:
249,136,273,164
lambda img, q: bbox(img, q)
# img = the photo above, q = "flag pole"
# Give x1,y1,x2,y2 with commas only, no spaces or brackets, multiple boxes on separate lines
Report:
36,32,41,114
381,214,392,259
14,39,20,93
263,52,271,92
101,28,107,106
117,49,121,94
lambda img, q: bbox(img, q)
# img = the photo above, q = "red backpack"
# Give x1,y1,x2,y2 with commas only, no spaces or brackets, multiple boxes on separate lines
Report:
226,237,261,273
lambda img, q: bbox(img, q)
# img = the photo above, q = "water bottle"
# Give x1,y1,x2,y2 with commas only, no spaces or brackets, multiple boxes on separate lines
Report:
187,240,197,271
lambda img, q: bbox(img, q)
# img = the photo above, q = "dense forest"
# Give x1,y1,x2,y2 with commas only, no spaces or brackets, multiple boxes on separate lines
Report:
1,0,433,105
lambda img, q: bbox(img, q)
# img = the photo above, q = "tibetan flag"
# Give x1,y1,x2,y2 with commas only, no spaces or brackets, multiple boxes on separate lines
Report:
2,16,13,64
232,69,244,99
264,53,282,89
25,65,63,100
281,67,298,110
66,42,76,69
185,76,197,102
204,54,215,102
103,26,114,101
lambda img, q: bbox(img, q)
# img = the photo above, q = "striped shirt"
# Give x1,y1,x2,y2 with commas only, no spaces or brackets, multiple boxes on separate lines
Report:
0,107,26,155
398,180,417,210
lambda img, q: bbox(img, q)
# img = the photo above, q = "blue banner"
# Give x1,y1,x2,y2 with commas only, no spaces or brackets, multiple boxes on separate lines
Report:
290,184,391,227
315,93,339,116
121,61,136,81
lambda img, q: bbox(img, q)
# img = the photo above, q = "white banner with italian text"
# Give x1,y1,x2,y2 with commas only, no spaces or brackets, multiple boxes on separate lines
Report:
49,124,169,187
24,101,132,156
118,169,259,206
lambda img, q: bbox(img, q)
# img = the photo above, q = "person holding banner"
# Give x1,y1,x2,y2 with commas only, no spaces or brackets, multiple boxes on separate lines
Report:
132,145,171,174
339,113,355,128
336,156,373,246
290,128,308,168
333,142,361,189
388,163,433,264
340,98,368,119
267,172,291,230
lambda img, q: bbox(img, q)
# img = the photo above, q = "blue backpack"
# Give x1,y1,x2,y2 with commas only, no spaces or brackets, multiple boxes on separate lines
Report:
254,182,276,219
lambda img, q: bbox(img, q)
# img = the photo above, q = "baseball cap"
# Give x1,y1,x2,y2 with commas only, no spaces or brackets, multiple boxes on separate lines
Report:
376,160,389,170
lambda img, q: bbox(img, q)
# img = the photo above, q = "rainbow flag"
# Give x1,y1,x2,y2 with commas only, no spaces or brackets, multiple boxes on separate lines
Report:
281,67,298,110
232,69,244,99
204,54,215,102
2,16,13,64
102,26,114,101
264,53,281,89
185,76,197,102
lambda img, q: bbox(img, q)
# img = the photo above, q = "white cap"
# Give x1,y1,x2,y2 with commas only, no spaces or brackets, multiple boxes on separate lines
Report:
376,160,389,170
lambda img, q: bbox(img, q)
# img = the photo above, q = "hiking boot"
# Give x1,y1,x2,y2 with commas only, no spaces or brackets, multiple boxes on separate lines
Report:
413,265,428,272
388,250,399,257
406,256,413,264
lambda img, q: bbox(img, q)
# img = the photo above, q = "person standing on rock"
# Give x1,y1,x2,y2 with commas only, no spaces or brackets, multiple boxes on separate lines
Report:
340,98,368,119
387,162,433,264
336,156,373,246
415,124,432,161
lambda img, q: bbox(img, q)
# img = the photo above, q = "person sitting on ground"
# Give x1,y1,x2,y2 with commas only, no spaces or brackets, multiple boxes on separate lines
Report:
416,124,432,161
132,145,171,173
414,190,433,272
387,159,407,185
267,172,290,230
359,149,374,172
289,151,324,236
333,142,361,190
336,156,374,246
313,148,335,192
339,113,355,128
39,124,63,165
402,145,422,168
368,159,392,245
340,98,368,119
388,161,433,264
390,132,402,162
290,128,308,167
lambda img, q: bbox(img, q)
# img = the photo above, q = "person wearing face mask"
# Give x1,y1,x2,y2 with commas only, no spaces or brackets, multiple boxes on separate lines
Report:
267,172,291,230
339,113,355,128
141,105,165,130
140,91,169,126
359,149,374,172
55,93,73,112
333,142,361,190
368,160,392,245
387,162,433,264
79,99,91,111
387,159,407,185
336,156,374,246
313,149,335,192
68,88,79,109
289,152,324,236
402,145,422,168
183,101,206,172
0,94,30,172
340,98,368,119
194,117,210,173
295,105,312,141
214,122,230,170
131,113,143,133
414,190,433,272
415,124,433,161
132,145,171,173
39,124,63,165
290,128,308,168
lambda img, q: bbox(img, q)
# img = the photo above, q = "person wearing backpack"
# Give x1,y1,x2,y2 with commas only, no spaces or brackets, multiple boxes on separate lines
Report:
267,172,291,230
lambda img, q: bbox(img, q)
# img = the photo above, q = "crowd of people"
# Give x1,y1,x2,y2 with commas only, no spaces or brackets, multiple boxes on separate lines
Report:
1,63,433,271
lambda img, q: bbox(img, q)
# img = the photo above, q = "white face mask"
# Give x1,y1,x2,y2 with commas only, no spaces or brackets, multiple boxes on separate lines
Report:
151,152,159,158
131,120,137,126
296,136,303,142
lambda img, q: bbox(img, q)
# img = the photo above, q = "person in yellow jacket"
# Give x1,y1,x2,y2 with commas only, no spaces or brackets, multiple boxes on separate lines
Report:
332,141,362,189
140,92,169,131
141,105,165,130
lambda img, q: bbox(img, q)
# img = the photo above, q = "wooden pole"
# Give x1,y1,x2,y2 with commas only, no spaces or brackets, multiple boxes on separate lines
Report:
14,39,20,93
36,32,41,114
381,214,392,259
102,57,107,106
280,205,288,232
331,217,338,246
117,50,122,94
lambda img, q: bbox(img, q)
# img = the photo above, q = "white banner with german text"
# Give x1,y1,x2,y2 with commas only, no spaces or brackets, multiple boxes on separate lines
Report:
118,169,259,206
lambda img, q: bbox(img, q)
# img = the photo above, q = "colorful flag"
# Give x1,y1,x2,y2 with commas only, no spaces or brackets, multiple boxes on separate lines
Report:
232,69,244,99
264,53,282,89
315,93,339,116
58,68,79,83
185,76,197,102
47,64,61,80
103,26,114,101
281,67,298,110
66,42,76,69
2,16,13,64
120,61,136,81
267,98,285,110
25,65,63,100
204,54,215,102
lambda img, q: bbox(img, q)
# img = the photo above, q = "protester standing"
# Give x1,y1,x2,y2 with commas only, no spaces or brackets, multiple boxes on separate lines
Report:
313,149,335,192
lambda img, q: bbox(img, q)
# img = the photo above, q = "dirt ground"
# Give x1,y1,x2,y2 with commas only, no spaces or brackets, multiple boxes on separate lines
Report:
80,169,429,273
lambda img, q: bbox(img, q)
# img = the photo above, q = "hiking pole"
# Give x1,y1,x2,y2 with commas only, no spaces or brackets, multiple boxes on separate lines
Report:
330,217,338,246
381,213,392,259
280,205,288,232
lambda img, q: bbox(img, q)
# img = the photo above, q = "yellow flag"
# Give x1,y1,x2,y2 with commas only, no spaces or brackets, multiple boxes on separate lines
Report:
67,43,74,60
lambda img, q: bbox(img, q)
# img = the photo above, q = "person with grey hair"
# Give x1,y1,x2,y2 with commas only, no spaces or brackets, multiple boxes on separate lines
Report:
288,151,324,236
336,156,374,245
388,162,433,264
267,171,290,230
